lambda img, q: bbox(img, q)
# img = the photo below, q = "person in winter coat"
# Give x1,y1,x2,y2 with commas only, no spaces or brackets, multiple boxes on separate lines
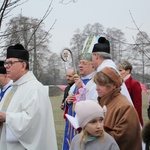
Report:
70,100,120,150
94,66,142,150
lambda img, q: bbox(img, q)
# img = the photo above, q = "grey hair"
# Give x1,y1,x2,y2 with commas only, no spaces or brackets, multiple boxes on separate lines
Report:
96,52,111,59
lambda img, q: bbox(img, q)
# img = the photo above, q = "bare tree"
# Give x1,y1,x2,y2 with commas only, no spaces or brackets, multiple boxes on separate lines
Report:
0,0,27,29
127,11,150,61
59,0,77,4
4,14,53,79
105,27,126,63
69,18,150,83
44,52,63,85
70,28,84,67
0,0,73,85
70,23,104,69
133,31,150,82
129,10,150,44
0,0,55,53
125,11,150,82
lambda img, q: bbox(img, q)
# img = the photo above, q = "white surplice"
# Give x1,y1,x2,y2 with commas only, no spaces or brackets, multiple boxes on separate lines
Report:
0,71,58,150
69,71,98,102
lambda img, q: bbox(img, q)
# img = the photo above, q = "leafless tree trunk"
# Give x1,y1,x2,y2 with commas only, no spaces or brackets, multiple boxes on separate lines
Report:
0,0,27,29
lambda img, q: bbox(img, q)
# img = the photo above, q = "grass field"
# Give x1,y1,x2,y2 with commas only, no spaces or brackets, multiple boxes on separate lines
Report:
50,92,149,150
50,95,65,150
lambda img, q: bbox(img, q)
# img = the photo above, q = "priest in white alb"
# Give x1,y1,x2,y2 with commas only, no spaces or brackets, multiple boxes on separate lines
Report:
0,44,58,150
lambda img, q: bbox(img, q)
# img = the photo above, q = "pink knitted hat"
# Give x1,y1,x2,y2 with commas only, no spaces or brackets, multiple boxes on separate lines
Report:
75,100,104,128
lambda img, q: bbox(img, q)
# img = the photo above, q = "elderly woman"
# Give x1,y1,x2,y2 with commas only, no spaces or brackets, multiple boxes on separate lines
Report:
94,67,142,150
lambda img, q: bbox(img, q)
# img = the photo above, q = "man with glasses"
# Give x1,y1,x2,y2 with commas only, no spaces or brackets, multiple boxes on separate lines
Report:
62,53,98,150
0,44,57,150
0,61,12,102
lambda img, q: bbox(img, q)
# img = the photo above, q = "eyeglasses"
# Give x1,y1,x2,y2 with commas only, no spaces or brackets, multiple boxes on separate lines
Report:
4,60,23,67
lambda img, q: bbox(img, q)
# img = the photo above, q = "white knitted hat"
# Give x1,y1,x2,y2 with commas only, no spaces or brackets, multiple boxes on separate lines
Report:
75,100,104,128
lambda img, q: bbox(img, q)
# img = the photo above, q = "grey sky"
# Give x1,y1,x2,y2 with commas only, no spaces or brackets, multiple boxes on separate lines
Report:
3,0,150,54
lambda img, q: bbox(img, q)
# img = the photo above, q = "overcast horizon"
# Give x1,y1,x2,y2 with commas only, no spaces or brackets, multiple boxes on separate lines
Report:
1,0,150,54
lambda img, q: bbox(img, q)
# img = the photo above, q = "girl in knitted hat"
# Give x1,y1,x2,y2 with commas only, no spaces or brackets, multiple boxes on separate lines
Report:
94,67,142,150
69,100,120,150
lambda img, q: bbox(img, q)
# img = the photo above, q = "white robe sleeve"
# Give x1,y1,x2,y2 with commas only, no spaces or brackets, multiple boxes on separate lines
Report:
1,80,57,150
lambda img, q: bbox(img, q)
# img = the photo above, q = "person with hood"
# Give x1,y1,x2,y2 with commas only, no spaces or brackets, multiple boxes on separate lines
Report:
70,100,120,150
62,35,98,150
0,44,57,150
93,67,142,150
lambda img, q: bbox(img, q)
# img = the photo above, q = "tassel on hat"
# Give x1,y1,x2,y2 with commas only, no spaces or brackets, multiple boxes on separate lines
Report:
7,44,29,62
92,37,110,53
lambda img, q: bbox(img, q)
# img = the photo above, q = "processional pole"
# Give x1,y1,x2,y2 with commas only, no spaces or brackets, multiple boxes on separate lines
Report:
60,48,77,74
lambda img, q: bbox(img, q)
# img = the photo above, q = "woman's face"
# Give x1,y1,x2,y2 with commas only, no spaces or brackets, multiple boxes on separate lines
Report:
85,117,104,137
118,67,129,79
96,84,115,97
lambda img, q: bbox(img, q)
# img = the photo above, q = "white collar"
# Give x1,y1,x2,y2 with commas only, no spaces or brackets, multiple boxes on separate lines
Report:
13,71,36,86
124,74,131,81
97,59,118,73
81,71,96,80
